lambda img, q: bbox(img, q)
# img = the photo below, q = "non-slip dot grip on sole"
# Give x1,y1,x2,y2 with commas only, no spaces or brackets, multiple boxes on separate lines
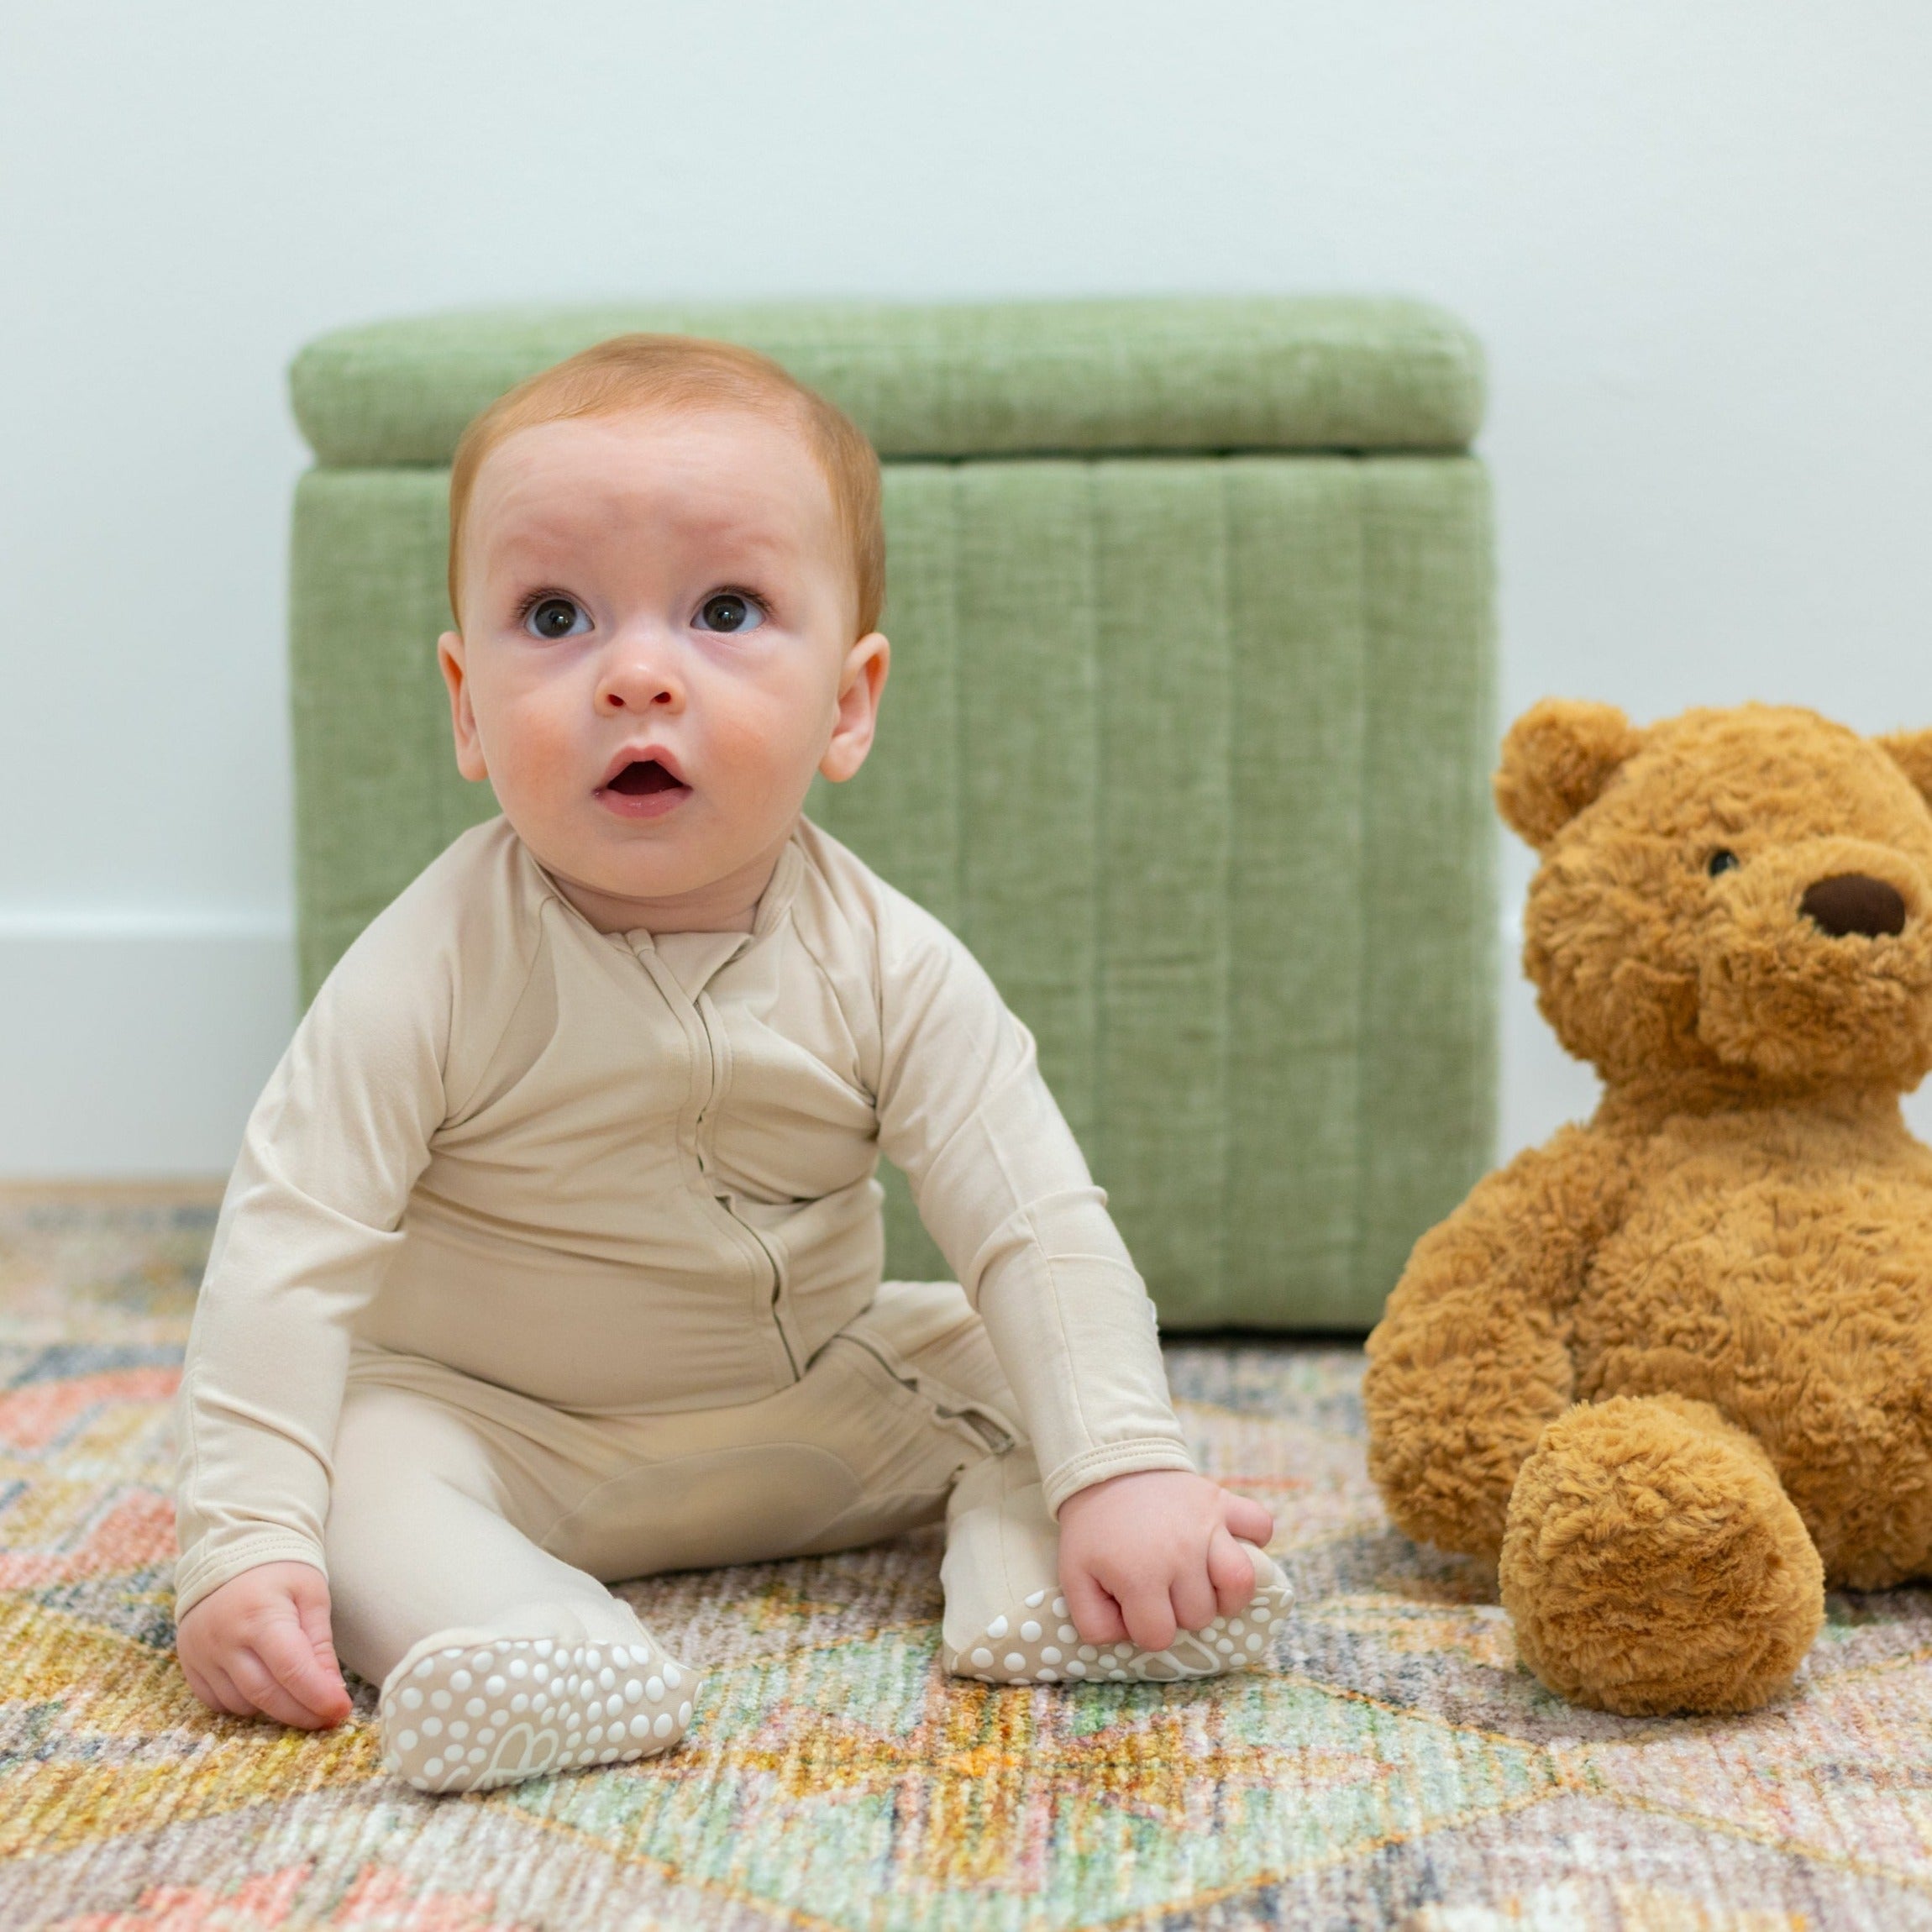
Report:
381,1635,696,1794
948,1567,1294,1688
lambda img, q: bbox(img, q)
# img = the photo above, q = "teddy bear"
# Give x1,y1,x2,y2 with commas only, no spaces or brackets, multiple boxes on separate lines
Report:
1362,699,1932,1716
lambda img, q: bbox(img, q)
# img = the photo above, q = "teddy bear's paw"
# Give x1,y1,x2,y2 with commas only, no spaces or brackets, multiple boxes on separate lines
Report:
1499,1394,1824,1716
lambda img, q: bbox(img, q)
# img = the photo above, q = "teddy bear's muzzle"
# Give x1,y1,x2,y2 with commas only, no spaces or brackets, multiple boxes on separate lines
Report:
1694,839,1932,1085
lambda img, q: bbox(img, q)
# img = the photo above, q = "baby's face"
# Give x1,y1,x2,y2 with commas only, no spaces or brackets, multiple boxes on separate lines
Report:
439,406,886,931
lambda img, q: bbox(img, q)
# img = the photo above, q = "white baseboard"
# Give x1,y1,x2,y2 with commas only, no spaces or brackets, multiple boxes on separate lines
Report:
0,914,297,1177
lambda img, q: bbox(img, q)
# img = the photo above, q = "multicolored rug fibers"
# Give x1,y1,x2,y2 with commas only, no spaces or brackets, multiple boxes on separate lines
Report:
3,1189,1932,1929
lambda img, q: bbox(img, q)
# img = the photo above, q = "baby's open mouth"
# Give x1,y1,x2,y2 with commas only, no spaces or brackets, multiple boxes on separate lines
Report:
605,760,687,797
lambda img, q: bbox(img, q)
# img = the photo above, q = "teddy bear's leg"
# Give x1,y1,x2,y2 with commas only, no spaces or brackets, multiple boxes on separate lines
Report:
1499,1394,1824,1715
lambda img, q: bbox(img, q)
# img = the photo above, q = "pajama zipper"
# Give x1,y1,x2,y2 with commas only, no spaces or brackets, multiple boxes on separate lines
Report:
690,984,801,1383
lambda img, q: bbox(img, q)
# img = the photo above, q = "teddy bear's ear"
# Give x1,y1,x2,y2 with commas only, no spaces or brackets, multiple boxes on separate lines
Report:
1494,699,1643,848
1879,728,1932,812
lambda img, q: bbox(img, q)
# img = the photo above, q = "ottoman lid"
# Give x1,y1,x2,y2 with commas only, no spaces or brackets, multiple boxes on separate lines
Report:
290,295,1483,468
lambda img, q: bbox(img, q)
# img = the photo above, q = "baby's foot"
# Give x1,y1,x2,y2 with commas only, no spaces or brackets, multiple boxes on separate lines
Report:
381,1632,696,1793
945,1547,1294,1687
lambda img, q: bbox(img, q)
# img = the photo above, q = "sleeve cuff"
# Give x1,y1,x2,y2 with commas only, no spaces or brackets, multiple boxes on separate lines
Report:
1041,1438,1198,1519
173,1535,328,1624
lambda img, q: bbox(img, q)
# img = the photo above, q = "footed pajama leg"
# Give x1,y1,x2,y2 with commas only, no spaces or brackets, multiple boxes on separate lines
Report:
327,1378,698,1793
939,1445,1293,1685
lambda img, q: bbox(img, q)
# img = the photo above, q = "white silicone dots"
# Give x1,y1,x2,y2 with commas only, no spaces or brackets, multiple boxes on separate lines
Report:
381,1633,696,1794
948,1559,1294,1688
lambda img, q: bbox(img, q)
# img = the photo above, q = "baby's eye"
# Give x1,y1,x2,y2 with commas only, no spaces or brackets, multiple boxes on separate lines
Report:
693,592,765,635
523,596,591,641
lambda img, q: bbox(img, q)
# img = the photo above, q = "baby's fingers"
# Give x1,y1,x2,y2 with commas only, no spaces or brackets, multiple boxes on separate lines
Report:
181,1656,254,1720
1207,1527,1263,1616
291,1595,352,1722
1110,1570,1179,1652
226,1649,319,1729
1059,1562,1129,1646
238,1620,349,1730
1168,1561,1221,1635
1223,1493,1274,1548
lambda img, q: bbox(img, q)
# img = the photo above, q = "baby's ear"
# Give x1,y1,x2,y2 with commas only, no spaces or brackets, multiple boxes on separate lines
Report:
1878,728,1932,812
1494,699,1643,848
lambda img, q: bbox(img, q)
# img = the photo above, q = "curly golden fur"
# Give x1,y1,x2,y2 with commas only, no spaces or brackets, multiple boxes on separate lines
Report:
1364,701,1932,1715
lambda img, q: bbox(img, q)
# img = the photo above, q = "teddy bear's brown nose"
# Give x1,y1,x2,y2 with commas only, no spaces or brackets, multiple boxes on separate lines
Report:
1800,874,1908,939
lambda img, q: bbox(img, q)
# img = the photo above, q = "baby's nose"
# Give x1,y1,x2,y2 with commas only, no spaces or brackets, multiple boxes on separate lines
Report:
1799,874,1907,939
599,660,680,711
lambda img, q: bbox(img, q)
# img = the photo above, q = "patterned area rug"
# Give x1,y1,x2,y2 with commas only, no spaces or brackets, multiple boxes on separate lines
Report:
4,1193,1932,1929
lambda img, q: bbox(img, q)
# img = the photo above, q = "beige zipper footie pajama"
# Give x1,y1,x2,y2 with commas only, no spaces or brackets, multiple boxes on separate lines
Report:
175,819,1292,1794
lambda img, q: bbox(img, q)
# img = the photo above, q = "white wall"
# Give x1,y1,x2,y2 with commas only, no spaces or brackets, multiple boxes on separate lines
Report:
4,1,1930,1173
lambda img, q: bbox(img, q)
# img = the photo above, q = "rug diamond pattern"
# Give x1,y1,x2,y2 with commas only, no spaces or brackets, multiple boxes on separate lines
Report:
4,1195,1932,1929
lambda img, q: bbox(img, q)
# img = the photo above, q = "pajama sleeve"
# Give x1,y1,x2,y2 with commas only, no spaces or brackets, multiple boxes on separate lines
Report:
870,894,1196,1516
171,900,455,1622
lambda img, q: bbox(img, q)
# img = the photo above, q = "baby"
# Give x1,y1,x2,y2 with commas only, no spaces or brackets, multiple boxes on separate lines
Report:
172,334,1292,1794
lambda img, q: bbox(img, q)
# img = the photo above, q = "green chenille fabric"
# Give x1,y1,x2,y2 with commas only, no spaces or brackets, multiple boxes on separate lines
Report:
288,302,1496,1330
290,297,1483,469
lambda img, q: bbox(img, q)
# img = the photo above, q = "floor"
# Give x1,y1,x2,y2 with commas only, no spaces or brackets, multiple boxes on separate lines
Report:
3,1187,1929,1929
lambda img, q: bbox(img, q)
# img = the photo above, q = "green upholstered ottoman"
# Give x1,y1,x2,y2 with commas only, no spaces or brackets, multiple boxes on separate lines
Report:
287,297,1496,1331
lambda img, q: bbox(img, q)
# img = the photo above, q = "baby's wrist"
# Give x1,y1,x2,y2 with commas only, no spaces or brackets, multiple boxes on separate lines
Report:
178,1558,327,1630
1059,1466,1203,1519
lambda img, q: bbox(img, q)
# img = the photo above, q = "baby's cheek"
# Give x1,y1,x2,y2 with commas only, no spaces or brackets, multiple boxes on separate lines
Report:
708,703,827,806
489,698,582,800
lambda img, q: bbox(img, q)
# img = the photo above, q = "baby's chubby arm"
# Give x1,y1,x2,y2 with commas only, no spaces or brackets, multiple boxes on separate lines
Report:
866,885,1199,1517
1058,1470,1275,1649
176,1562,351,1730
172,855,465,1723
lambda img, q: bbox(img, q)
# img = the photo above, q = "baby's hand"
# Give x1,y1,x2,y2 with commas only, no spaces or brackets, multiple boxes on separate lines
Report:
175,1561,353,1730
1056,1469,1274,1651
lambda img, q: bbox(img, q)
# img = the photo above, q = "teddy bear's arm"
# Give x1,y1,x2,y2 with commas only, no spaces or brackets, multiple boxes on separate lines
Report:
1362,1125,1628,1562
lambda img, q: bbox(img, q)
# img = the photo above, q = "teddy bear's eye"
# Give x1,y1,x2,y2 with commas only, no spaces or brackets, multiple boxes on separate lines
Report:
1708,849,1740,877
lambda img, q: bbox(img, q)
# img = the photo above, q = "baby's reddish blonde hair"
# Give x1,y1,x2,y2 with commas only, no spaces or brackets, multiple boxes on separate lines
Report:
447,334,885,634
